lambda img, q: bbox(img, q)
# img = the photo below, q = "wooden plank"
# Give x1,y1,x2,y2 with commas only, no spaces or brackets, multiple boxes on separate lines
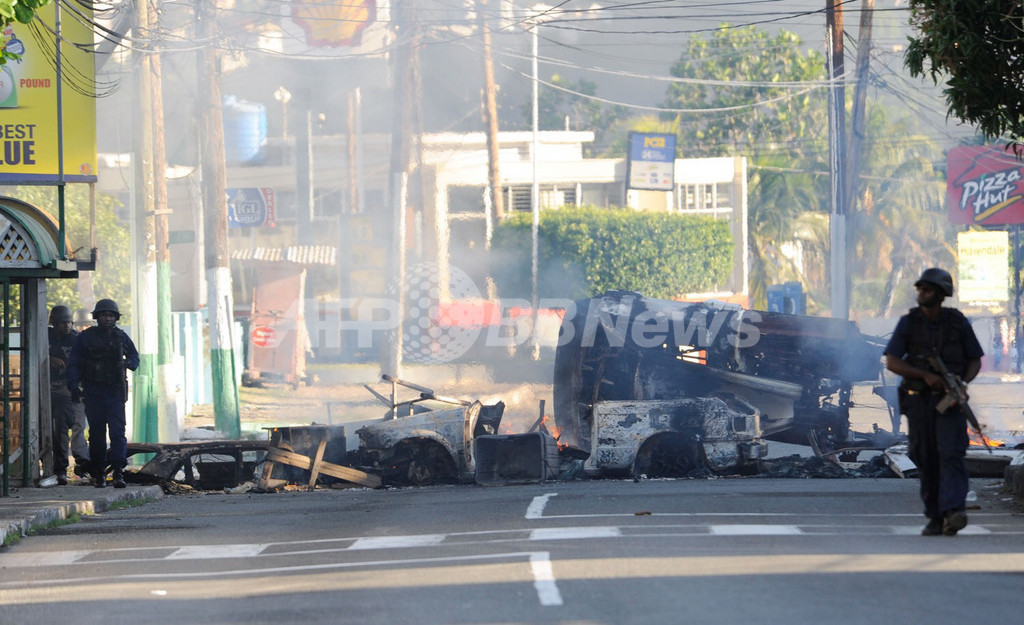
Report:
265,447,382,488
257,431,283,491
307,440,327,490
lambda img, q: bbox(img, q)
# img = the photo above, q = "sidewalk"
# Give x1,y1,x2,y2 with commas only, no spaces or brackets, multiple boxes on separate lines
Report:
0,481,164,546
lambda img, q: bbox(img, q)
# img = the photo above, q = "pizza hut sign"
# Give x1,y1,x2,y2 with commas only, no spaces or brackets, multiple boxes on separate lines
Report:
947,145,1024,225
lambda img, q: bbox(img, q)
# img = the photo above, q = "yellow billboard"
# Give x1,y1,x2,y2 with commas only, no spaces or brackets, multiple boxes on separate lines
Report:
957,231,1009,303
0,4,97,182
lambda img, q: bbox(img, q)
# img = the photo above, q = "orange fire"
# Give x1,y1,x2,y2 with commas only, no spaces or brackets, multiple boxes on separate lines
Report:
968,426,1004,448
539,415,570,450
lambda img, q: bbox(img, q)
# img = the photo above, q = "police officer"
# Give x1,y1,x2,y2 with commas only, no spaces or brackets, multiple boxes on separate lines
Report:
67,299,140,488
48,305,90,484
884,268,984,536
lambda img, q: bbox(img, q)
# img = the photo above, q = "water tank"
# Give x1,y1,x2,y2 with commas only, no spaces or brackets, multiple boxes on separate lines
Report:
222,96,267,165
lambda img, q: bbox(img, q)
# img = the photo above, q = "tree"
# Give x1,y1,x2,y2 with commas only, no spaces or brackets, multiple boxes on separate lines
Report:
905,1,1024,148
520,73,625,155
9,186,131,325
663,25,831,307
0,0,49,64
664,25,828,161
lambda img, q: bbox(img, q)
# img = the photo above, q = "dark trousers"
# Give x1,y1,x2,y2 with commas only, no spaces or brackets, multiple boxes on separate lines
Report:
82,387,128,474
50,388,76,474
904,392,969,519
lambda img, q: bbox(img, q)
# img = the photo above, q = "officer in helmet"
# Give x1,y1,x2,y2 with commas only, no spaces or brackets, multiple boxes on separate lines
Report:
884,268,984,536
48,305,90,484
66,299,140,488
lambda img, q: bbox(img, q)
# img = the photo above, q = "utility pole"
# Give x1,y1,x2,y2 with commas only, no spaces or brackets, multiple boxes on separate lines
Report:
845,0,873,220
197,0,241,437
478,0,503,225
149,0,180,442
826,0,848,319
132,0,158,446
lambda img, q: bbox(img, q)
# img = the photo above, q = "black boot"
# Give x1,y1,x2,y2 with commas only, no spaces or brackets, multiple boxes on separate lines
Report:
93,470,106,488
112,468,126,489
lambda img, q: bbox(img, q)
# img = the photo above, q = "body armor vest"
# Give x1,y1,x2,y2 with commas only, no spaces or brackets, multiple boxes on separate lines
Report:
901,307,967,392
80,327,126,387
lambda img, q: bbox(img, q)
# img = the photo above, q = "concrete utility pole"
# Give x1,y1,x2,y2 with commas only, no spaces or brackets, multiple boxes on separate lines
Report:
132,0,158,445
845,0,873,221
826,0,848,319
478,0,503,223
149,1,180,442
197,0,241,437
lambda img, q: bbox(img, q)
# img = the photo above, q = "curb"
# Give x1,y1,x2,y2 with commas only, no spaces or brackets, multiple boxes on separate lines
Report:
0,485,165,546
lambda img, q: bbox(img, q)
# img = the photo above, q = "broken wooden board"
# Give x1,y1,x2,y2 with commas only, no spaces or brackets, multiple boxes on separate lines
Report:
259,444,381,490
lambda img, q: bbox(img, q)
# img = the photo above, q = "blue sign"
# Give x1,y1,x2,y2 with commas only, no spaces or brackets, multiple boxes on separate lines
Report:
227,188,276,228
627,133,676,191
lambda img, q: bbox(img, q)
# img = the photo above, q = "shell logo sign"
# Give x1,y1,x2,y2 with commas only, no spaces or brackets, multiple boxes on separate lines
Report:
291,0,377,48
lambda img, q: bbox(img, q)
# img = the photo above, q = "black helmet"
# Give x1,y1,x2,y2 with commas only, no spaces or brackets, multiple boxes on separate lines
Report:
92,298,121,320
49,305,73,325
914,267,954,297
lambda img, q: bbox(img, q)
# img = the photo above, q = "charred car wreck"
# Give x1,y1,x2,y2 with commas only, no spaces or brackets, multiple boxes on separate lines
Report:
553,292,885,478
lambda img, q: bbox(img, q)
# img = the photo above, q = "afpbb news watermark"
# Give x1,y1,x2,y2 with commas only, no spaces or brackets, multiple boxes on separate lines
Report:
294,263,761,363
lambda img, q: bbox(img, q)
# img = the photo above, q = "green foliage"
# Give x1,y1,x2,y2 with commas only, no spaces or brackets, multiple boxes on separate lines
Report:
5,185,131,325
664,25,828,160
491,206,733,300
0,0,50,65
905,1,1024,148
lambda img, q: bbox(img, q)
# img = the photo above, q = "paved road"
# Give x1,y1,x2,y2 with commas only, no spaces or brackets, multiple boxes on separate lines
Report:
1,478,1023,624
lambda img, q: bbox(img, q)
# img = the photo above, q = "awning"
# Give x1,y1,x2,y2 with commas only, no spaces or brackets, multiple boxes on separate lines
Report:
0,195,78,279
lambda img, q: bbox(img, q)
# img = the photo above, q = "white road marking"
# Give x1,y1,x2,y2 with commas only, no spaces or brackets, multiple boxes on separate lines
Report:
529,552,564,607
709,524,802,535
892,525,992,536
531,526,621,540
167,544,268,559
0,551,90,568
348,534,445,550
526,493,558,519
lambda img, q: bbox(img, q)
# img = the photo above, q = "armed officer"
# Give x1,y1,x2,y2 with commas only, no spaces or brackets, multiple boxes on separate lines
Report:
48,305,90,484
67,299,140,488
884,268,984,536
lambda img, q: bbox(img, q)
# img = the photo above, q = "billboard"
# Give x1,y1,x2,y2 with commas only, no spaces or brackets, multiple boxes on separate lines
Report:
627,132,676,191
0,4,97,182
227,188,276,228
957,231,1009,303
947,145,1024,225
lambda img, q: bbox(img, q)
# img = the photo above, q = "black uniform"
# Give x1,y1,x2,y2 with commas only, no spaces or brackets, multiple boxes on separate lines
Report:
885,307,984,521
67,325,140,477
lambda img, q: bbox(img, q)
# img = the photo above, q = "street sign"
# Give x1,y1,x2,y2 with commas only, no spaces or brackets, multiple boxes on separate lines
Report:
957,231,1009,303
251,325,277,348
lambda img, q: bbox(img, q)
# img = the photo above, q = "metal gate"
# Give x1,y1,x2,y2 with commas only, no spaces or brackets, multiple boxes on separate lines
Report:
1,281,26,496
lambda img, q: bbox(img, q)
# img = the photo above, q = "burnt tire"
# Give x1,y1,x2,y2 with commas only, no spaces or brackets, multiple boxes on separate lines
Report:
633,433,700,479
390,440,458,487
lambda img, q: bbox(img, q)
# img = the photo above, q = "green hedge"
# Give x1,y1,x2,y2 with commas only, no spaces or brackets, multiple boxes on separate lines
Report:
490,206,733,300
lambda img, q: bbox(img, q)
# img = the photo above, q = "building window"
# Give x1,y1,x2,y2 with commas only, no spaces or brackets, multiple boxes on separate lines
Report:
504,184,578,212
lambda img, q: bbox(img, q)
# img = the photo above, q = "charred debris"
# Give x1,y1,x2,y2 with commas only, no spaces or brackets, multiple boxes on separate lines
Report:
124,291,921,491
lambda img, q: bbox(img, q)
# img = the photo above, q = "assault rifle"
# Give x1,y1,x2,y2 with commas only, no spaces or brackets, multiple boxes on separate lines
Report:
927,353,991,454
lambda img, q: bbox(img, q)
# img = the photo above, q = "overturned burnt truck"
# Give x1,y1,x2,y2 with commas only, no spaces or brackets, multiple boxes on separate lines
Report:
552,292,884,478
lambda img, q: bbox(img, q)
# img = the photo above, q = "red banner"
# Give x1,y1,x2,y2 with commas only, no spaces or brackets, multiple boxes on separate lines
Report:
947,145,1024,225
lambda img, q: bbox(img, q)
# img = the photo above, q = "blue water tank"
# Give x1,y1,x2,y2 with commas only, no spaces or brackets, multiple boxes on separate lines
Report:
222,96,267,165
766,282,805,315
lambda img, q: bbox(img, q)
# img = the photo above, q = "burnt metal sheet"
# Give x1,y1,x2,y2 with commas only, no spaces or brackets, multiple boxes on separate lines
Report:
586,398,766,477
125,440,270,489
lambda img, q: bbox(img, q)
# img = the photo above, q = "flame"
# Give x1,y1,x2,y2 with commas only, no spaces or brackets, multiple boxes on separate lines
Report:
540,415,569,450
968,426,1004,448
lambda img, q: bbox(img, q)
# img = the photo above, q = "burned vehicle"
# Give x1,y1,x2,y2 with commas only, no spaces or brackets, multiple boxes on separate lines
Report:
553,292,883,477
352,376,505,486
